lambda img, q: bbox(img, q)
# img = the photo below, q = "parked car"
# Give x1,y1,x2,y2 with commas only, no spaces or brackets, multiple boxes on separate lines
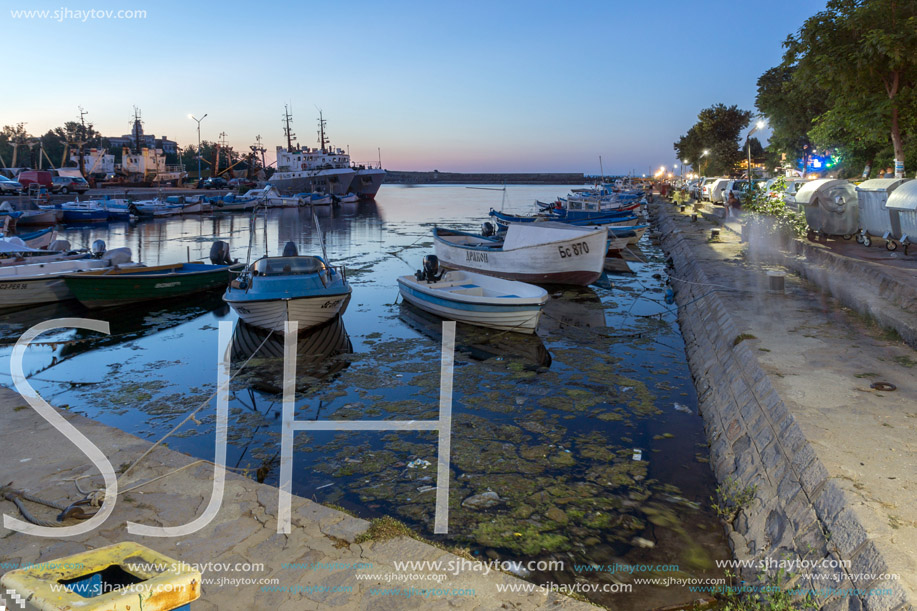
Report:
706,178,732,204
16,170,53,191
197,177,229,190
765,178,808,209
228,177,256,189
723,179,766,204
0,175,22,194
700,177,718,201
51,176,90,194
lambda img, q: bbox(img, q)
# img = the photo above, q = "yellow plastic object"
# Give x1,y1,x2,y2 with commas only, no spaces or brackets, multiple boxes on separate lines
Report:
0,541,201,611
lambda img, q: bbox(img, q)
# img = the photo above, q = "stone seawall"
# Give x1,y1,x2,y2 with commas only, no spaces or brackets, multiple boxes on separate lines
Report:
652,204,911,611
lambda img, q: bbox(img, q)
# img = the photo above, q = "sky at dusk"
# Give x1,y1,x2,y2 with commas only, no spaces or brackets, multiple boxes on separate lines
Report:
4,0,827,174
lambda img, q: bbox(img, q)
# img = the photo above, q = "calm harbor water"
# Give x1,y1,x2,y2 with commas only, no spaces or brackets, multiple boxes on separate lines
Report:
0,185,729,609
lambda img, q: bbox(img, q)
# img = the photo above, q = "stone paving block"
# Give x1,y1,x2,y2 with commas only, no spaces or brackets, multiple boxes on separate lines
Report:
813,479,848,524
828,508,870,558
320,515,370,543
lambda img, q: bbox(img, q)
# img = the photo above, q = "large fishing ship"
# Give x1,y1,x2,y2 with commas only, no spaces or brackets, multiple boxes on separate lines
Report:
269,108,384,198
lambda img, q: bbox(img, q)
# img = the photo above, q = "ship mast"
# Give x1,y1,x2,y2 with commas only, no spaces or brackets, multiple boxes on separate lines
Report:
131,106,143,155
317,111,327,153
282,105,296,151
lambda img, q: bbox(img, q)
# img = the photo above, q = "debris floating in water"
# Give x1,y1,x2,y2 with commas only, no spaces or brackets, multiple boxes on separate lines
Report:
632,449,643,461
406,459,431,469
673,402,692,413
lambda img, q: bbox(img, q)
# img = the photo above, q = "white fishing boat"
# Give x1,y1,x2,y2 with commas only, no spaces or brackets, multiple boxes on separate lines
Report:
223,208,351,332
297,192,333,206
397,256,548,334
0,247,134,309
130,199,184,217
224,244,351,332
433,222,607,286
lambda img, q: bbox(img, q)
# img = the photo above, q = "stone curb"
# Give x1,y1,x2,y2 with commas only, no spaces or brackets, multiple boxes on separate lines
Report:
650,202,913,611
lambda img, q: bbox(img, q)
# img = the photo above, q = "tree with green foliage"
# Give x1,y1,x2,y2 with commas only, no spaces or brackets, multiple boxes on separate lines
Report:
674,104,753,176
783,0,917,177
756,65,828,176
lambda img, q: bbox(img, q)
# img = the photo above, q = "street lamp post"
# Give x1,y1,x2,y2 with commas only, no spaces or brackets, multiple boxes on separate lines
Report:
700,149,709,177
189,113,208,183
746,119,766,196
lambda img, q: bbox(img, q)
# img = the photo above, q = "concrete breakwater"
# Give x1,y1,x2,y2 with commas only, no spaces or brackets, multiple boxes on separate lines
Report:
651,201,915,611
383,171,586,184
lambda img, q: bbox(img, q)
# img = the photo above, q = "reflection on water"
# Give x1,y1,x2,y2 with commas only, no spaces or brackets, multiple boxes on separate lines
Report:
231,316,353,394
0,186,729,609
398,302,552,368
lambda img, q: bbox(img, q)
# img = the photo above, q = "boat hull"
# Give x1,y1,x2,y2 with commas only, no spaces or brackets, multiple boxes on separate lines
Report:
17,210,62,226
397,279,543,334
433,226,607,286
269,169,355,196
351,169,385,199
226,293,351,333
0,277,71,309
64,264,236,308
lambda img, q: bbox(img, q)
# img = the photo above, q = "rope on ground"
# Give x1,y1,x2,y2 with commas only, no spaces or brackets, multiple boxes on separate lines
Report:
1,325,279,526
1,484,71,528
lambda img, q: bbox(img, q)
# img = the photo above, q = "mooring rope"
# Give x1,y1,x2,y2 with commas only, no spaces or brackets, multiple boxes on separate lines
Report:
1,326,277,526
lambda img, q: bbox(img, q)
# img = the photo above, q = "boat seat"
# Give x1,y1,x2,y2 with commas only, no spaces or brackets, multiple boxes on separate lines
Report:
497,294,519,298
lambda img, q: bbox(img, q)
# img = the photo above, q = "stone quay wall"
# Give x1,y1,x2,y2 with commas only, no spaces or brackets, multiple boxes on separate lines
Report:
652,204,910,611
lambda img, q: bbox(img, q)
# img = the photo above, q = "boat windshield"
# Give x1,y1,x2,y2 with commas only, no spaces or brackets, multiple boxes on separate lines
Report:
252,256,327,276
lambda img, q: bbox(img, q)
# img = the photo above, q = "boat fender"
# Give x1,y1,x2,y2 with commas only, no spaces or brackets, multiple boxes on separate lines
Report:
282,241,299,257
210,240,234,265
90,239,106,258
665,288,675,305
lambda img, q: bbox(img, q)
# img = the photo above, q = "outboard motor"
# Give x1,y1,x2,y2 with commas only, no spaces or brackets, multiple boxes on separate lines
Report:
481,222,496,237
90,239,106,258
282,241,299,257
415,254,445,283
209,240,235,265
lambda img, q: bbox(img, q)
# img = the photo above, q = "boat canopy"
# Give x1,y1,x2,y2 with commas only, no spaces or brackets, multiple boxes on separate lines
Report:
252,256,327,276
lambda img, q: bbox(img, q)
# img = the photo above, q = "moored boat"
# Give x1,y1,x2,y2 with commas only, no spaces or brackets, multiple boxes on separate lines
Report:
16,209,62,226
0,247,134,310
432,222,607,286
64,259,240,308
223,242,351,333
397,256,548,334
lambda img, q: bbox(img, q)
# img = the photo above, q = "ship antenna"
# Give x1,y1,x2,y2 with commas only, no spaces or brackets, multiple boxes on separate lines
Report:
283,105,295,151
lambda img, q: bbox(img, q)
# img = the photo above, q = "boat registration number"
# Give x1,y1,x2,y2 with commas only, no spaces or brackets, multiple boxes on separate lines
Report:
557,242,590,258
320,299,340,309
0,283,27,290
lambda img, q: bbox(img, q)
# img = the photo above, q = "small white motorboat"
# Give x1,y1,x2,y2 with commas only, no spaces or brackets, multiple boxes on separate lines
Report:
397,256,549,334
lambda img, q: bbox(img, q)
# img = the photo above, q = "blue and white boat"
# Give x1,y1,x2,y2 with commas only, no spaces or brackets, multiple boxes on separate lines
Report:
223,242,351,332
59,201,109,223
296,192,333,206
488,210,648,246
397,256,549,334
